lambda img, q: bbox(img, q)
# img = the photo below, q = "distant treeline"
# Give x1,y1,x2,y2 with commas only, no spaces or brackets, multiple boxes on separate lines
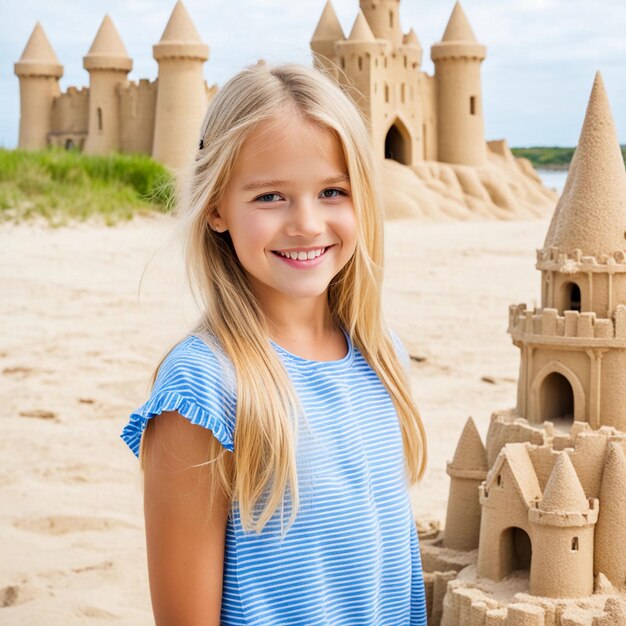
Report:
511,146,626,170
0,147,175,226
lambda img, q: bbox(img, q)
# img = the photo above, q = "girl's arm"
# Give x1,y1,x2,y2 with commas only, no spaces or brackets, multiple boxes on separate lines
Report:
142,410,231,626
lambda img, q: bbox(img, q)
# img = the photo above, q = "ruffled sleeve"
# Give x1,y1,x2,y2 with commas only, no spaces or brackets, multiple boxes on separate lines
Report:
120,334,237,458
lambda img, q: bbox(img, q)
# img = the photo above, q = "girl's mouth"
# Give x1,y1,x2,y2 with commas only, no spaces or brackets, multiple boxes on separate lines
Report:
270,245,333,268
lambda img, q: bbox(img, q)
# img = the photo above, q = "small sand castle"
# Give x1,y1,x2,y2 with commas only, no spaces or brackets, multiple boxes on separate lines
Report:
15,0,556,219
418,73,626,625
311,0,557,220
14,1,215,170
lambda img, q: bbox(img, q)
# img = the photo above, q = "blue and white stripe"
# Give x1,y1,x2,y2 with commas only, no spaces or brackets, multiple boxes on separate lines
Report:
121,328,427,625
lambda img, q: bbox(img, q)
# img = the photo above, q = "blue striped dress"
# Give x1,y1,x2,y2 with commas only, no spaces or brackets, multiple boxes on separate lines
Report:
120,327,427,625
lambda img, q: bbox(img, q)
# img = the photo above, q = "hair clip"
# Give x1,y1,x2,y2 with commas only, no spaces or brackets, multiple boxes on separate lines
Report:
199,138,204,150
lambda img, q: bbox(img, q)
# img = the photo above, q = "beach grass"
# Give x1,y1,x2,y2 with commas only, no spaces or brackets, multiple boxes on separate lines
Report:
512,145,626,170
0,147,175,226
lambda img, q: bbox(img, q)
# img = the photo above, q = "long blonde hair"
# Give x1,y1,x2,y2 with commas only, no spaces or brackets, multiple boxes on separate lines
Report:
140,62,427,535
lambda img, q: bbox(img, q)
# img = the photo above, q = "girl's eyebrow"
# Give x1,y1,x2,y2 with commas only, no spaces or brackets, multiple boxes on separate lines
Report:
241,174,350,192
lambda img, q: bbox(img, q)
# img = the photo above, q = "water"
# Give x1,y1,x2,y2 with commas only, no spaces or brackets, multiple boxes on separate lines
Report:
536,169,568,194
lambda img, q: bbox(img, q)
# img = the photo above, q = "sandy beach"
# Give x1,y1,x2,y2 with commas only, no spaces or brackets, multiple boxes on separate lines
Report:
0,214,548,624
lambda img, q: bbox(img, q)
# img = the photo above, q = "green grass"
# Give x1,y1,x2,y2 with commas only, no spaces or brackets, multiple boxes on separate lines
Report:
0,147,176,226
511,145,626,170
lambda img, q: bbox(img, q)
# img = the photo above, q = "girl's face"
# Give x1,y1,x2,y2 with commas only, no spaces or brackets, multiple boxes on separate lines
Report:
213,109,357,310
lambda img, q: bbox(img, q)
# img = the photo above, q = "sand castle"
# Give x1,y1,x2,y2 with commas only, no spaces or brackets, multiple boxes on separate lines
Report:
14,1,215,171
418,73,626,625
310,0,557,219
15,0,556,219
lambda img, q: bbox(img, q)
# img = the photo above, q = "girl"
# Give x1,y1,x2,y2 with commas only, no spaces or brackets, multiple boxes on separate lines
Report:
121,62,428,625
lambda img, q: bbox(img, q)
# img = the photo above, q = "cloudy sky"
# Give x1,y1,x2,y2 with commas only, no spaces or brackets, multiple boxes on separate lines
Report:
2,0,625,149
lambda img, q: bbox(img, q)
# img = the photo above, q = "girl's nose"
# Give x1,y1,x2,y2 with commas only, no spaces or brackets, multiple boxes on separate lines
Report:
286,198,324,237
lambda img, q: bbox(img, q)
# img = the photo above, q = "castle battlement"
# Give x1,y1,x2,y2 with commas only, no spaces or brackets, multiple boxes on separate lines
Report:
118,78,158,96
528,497,599,527
508,303,626,344
536,245,626,273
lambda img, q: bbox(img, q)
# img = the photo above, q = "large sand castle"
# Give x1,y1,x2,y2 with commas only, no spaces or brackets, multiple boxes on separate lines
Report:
419,73,626,625
14,0,556,220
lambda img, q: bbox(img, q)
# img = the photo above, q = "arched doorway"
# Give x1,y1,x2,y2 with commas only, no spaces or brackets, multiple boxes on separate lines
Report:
499,527,532,576
541,372,574,428
562,282,581,312
65,138,74,150
385,119,411,165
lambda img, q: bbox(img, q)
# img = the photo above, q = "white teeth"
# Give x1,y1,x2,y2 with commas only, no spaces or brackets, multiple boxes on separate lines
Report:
277,247,326,260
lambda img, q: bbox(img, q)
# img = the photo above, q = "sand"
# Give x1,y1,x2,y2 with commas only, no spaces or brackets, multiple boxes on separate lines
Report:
0,214,548,624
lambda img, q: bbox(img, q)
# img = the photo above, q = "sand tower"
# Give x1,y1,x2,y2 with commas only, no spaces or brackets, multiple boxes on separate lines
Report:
509,73,626,431
442,417,488,551
431,1,487,166
528,453,597,598
152,1,209,170
334,12,386,122
594,442,626,588
358,0,402,47
14,23,63,150
310,1,345,78
82,16,132,154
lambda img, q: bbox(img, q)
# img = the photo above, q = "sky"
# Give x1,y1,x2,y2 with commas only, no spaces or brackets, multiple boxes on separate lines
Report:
2,0,626,149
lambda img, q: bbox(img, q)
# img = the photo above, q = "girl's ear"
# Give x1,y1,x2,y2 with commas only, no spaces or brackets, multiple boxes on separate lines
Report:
208,208,228,233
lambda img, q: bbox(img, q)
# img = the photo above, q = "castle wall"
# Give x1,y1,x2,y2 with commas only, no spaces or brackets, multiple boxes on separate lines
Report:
420,73,437,161
599,349,626,431
49,86,89,149
477,463,532,581
118,79,157,155
336,47,377,131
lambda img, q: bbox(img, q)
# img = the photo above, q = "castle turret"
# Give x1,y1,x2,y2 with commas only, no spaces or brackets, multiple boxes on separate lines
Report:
359,0,402,47
442,417,488,550
82,15,132,154
14,23,63,150
431,1,487,166
334,11,386,123
594,442,626,587
529,452,597,598
509,74,626,431
152,0,209,171
310,0,345,77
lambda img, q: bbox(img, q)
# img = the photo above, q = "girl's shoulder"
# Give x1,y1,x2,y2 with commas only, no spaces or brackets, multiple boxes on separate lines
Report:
120,333,237,458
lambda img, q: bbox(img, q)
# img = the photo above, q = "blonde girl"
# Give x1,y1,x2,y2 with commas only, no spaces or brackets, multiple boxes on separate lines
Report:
121,61,428,626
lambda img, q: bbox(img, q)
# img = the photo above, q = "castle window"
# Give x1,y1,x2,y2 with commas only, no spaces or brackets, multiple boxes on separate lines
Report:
389,10,393,28
404,55,407,69
384,84,389,103
470,96,476,115
374,83,377,94
97,107,103,131
358,56,362,71
569,283,581,312
375,58,378,67
571,537,579,551
497,473,502,487
341,57,345,69
384,57,387,68
401,83,405,103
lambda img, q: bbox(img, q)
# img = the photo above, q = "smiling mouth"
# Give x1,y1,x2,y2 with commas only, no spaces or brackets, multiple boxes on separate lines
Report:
270,245,333,261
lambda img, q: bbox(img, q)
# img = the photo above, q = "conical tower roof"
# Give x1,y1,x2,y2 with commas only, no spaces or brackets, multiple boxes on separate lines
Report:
83,15,132,72
450,417,488,470
311,0,345,42
153,1,208,62
441,1,477,42
159,0,203,43
598,442,626,504
403,27,421,47
348,10,376,42
18,22,61,65
15,22,63,78
543,72,626,257
540,452,588,513
86,15,130,58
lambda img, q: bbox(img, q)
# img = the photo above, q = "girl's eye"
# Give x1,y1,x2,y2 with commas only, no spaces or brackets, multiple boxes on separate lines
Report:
321,188,347,199
255,193,282,203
